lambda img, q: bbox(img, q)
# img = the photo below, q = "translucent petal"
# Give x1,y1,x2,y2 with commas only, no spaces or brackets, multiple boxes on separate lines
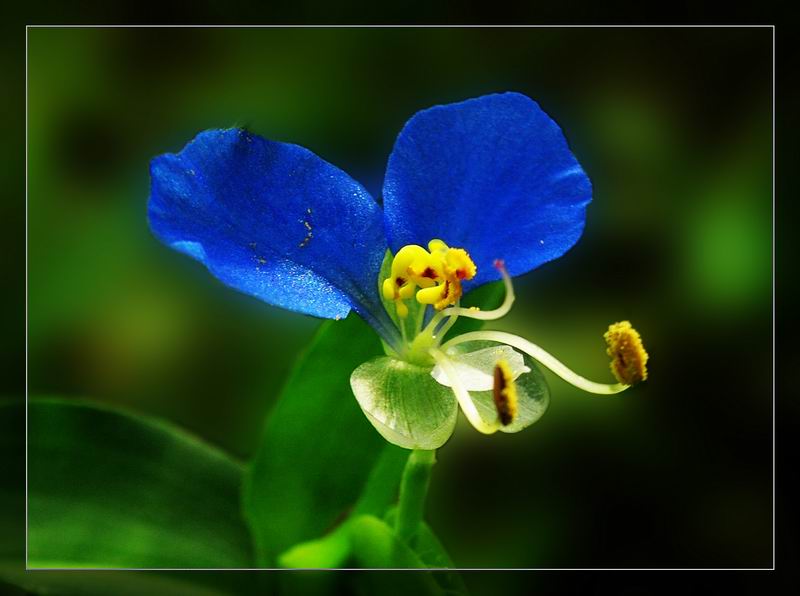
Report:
430,345,529,391
442,340,550,433
350,356,458,450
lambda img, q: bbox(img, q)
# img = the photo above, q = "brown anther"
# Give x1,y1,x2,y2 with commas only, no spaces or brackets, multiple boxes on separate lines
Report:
492,360,518,426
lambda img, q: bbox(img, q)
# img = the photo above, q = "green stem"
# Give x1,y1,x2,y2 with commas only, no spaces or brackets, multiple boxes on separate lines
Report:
395,449,436,546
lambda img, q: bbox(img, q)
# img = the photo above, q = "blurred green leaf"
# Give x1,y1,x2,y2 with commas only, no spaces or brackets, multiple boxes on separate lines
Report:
0,400,262,595
414,523,461,570
684,193,771,313
351,356,458,450
243,314,407,566
351,443,411,518
346,515,441,577
276,445,411,568
385,507,468,594
278,515,451,594
383,507,456,567
25,398,254,569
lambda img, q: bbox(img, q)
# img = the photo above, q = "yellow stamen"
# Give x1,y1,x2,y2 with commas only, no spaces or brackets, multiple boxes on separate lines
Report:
604,321,649,385
445,248,477,281
383,245,431,318
416,279,461,311
395,300,409,319
382,240,477,318
493,359,518,425
427,239,449,253
382,277,396,301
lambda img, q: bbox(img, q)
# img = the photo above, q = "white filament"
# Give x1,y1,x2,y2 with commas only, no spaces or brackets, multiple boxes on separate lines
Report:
442,331,629,396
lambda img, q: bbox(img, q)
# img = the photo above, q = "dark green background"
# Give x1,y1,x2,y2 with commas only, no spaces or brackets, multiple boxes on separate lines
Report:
14,26,772,580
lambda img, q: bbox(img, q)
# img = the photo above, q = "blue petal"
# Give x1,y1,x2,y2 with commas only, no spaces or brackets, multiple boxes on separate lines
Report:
382,93,592,285
148,128,398,341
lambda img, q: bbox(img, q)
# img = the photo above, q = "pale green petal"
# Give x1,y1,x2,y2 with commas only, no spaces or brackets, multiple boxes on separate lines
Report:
351,356,458,450
445,341,550,433
430,344,529,391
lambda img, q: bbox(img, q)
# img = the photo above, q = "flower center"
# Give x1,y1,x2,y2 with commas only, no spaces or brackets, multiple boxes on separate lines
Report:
381,239,477,319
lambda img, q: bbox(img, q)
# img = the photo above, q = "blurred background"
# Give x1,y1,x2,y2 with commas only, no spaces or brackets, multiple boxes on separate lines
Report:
17,26,771,575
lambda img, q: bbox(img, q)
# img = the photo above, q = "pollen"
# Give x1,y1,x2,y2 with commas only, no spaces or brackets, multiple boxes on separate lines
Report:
493,359,518,425
604,321,649,385
445,248,477,280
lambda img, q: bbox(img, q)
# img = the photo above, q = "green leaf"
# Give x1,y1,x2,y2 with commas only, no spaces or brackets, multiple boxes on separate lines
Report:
344,515,470,595
276,527,352,569
275,445,409,569
243,314,407,566
1,399,261,595
278,516,447,591
414,534,469,595
351,356,458,450
351,444,411,517
383,507,455,568
414,523,460,569
385,507,468,594
346,515,441,576
24,398,254,569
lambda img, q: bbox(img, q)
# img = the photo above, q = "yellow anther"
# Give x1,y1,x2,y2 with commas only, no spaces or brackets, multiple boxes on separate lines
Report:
493,359,518,425
398,284,416,300
423,240,476,310
407,262,442,288
382,240,477,318
391,245,430,282
604,321,649,385
415,284,442,305
383,245,431,318
417,279,461,311
382,278,397,301
427,238,449,253
395,300,409,319
444,247,477,281
382,273,412,318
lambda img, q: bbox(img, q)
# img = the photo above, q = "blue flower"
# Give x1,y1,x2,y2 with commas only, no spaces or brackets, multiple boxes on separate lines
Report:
149,92,647,449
